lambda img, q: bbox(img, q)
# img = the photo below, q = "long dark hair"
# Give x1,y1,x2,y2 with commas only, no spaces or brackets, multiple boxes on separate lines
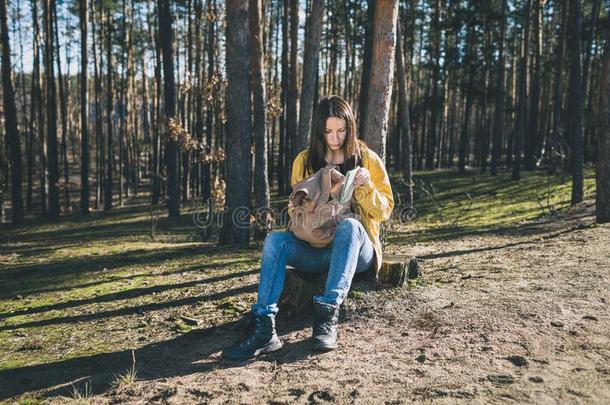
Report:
304,95,366,174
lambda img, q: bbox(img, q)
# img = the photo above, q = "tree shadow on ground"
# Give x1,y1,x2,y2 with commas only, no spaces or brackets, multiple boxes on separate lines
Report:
0,242,259,300
0,266,260,320
0,312,319,401
0,266,373,401
0,258,256,301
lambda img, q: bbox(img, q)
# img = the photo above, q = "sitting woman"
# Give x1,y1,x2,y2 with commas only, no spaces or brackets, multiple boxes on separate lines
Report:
222,95,394,360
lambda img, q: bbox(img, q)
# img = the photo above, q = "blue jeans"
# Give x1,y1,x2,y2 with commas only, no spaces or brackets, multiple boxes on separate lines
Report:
252,218,376,316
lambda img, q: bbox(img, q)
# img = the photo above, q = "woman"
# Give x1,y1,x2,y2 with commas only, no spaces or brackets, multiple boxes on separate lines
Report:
222,95,394,359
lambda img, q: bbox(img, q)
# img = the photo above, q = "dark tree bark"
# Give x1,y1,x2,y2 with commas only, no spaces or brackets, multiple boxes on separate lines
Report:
360,0,398,162
193,0,204,199
479,14,493,173
548,0,568,175
267,0,280,188
287,0,299,169
568,0,583,204
220,0,252,245
43,0,59,220
425,0,441,170
0,0,23,223
459,19,476,175
278,0,288,195
181,0,193,202
27,0,46,215
92,0,104,209
596,40,610,223
582,0,602,162
512,0,531,181
358,0,375,137
491,0,507,176
53,4,70,211
525,0,541,170
149,0,161,205
202,0,216,203
80,0,89,213
104,9,113,211
249,0,271,240
158,0,180,216
396,19,413,208
12,1,31,214
296,0,324,154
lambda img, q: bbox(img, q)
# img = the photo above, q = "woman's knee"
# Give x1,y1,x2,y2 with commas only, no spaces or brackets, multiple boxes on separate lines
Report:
335,218,364,240
263,230,292,252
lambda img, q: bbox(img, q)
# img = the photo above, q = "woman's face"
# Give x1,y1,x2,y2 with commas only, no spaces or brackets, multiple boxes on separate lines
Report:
324,117,347,152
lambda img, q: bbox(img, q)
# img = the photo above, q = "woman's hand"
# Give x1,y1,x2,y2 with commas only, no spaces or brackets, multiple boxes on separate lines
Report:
353,167,373,188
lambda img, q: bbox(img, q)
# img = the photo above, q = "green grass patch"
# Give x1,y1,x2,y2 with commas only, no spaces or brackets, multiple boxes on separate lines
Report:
388,166,596,244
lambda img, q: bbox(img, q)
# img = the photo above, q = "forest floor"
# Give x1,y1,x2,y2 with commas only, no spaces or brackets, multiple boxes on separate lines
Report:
1,167,609,404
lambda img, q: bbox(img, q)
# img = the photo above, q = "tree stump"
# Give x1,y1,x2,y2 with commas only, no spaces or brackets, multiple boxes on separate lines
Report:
278,254,420,317
277,268,326,317
377,255,421,287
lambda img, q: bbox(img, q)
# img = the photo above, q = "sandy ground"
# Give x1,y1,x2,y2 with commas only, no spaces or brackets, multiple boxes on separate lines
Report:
3,202,610,404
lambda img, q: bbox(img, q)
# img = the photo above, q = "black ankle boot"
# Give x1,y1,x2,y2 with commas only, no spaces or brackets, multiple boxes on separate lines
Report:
312,301,340,351
222,314,283,360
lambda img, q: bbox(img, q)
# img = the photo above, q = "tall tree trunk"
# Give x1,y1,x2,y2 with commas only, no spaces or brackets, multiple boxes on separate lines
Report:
54,4,70,211
595,40,610,223
80,0,89,213
181,0,192,203
0,0,23,223
491,0,507,176
16,0,32,213
193,0,204,199
92,0,103,209
33,0,47,215
158,0,180,216
425,0,441,170
568,0,583,204
118,0,128,204
582,0,601,162
360,0,398,162
287,0,299,172
249,0,271,240
203,0,216,203
126,0,137,197
512,0,531,181
459,20,476,175
149,0,161,205
278,0,288,195
479,15,493,173
525,0,541,170
506,33,518,169
296,0,324,154
358,0,375,137
44,0,59,220
104,10,113,211
548,0,568,175
396,19,413,208
220,0,252,245
267,0,279,189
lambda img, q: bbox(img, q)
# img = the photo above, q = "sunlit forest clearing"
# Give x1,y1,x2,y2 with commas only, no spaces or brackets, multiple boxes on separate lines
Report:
0,0,609,402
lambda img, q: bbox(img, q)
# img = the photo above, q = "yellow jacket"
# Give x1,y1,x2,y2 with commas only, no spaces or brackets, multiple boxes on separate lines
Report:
288,146,394,274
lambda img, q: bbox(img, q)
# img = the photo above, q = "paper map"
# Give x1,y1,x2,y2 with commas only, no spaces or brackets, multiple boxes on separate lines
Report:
339,166,360,204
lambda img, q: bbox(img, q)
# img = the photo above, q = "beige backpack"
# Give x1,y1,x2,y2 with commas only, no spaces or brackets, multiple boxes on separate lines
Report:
287,163,359,248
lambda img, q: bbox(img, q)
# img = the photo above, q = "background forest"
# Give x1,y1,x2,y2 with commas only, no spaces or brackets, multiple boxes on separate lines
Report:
1,0,608,233
2,1,610,402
